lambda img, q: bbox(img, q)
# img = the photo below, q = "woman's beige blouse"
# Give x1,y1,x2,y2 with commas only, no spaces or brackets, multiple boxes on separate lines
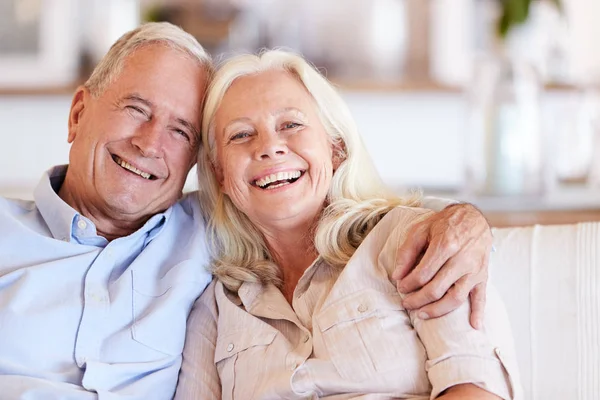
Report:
175,207,521,399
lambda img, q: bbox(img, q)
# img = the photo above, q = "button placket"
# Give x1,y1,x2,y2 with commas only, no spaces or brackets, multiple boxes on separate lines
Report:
75,245,116,367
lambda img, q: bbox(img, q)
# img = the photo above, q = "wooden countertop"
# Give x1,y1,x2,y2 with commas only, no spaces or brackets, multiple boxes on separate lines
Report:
430,186,600,227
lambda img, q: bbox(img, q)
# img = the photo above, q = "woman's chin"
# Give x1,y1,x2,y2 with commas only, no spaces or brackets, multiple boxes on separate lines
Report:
251,204,322,230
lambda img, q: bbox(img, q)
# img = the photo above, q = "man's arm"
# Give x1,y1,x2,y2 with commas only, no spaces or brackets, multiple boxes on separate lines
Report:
438,383,502,399
378,210,518,400
392,201,493,329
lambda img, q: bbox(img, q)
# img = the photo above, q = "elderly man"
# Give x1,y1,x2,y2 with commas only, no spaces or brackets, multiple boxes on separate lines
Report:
0,23,492,399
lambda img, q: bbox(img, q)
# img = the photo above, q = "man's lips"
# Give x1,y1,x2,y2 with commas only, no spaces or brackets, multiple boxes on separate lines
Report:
111,154,157,180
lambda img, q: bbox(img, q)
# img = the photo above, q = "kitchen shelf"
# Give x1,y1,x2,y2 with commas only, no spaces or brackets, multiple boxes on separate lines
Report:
0,85,78,96
0,80,581,97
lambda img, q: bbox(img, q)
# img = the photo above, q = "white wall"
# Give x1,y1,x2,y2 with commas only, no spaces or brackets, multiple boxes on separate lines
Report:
344,91,465,190
0,92,466,199
0,95,72,198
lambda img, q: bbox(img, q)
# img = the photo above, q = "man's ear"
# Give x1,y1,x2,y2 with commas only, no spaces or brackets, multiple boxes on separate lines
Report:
68,86,88,143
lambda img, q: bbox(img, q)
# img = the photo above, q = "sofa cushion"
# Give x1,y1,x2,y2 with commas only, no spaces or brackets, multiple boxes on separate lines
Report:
491,222,600,400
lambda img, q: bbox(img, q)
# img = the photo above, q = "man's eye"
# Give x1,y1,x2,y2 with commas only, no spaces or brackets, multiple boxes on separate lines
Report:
126,105,146,116
175,129,191,141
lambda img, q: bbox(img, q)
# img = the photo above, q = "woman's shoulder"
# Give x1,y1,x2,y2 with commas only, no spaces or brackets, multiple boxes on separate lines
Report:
192,279,220,320
374,206,434,235
347,206,433,267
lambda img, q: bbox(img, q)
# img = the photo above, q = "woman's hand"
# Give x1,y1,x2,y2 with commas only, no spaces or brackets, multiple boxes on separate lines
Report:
392,203,492,329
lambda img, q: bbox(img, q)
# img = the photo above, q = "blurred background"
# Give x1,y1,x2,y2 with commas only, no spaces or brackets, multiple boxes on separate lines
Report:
1,0,600,226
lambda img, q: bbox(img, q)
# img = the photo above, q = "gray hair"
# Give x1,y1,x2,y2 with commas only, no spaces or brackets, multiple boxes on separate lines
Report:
85,22,213,97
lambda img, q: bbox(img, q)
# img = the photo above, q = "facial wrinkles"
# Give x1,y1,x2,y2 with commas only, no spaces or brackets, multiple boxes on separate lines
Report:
213,71,333,212
59,47,205,240
121,95,198,171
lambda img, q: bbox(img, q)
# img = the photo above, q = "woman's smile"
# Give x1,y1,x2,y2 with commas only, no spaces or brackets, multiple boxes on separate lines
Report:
252,170,305,190
212,70,334,228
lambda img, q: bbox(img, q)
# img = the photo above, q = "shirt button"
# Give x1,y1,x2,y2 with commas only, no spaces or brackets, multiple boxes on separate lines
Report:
357,304,368,313
227,343,234,352
77,220,87,229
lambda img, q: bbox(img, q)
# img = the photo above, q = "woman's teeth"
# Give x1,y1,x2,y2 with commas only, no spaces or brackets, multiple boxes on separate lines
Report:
114,156,152,179
255,170,302,189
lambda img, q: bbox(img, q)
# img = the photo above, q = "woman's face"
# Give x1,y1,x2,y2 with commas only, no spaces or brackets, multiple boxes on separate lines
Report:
212,70,335,232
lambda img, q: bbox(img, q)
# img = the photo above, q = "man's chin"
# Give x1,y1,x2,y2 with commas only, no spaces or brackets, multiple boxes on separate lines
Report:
103,194,162,219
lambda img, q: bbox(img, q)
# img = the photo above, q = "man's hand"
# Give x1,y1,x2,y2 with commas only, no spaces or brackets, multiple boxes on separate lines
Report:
392,203,492,329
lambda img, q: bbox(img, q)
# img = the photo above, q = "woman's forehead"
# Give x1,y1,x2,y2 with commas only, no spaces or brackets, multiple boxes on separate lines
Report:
217,72,314,119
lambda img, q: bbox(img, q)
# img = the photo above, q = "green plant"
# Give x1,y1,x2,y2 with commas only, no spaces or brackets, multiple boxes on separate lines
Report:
497,0,561,37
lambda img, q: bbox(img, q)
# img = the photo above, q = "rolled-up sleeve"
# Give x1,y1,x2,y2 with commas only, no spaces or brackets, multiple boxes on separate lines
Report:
413,286,519,399
175,280,221,400
378,208,520,400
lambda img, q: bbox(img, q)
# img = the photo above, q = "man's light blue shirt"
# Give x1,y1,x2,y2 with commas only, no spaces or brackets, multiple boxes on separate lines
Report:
0,166,212,399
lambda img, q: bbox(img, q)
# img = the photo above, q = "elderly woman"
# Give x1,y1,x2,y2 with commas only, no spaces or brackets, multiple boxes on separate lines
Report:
176,50,520,399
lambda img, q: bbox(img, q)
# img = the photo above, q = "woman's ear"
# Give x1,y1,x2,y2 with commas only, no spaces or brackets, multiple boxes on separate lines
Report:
332,139,346,171
210,158,227,193
68,86,88,143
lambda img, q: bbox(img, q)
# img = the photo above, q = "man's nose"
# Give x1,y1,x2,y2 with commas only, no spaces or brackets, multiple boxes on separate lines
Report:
132,122,165,158
255,131,287,160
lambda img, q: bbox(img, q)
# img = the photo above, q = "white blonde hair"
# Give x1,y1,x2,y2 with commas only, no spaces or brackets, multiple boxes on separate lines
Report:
85,22,213,97
197,50,419,291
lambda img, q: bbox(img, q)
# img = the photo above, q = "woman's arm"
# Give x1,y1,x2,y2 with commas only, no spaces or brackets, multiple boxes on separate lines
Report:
174,280,221,400
438,383,502,399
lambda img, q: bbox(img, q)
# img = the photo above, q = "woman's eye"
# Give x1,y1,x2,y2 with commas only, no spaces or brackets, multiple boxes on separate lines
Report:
230,132,250,141
283,122,301,130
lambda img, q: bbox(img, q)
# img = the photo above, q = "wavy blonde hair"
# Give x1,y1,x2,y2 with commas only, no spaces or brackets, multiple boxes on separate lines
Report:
197,50,419,292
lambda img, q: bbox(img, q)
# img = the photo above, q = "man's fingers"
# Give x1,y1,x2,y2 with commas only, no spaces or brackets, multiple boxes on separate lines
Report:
392,223,428,281
411,276,473,320
397,234,453,293
401,256,469,310
469,282,487,330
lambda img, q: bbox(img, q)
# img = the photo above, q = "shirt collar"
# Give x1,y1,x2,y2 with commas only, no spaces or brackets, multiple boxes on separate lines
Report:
33,165,172,246
235,257,326,311
34,165,78,243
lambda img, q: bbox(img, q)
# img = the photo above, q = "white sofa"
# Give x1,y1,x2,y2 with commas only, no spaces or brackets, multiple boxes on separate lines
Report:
491,222,600,399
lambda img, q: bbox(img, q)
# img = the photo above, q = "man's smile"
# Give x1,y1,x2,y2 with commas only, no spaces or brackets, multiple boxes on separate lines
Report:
111,154,156,180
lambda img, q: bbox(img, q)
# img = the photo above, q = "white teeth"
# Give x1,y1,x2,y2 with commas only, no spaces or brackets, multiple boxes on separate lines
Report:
115,156,152,179
255,171,301,188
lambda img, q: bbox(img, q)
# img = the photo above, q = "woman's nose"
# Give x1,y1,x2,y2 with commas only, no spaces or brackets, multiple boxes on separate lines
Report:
255,131,287,160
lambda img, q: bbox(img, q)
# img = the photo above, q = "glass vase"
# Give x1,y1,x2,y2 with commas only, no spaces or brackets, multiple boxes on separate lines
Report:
465,54,544,197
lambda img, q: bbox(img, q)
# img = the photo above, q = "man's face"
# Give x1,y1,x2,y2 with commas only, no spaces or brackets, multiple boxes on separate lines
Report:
65,45,207,220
